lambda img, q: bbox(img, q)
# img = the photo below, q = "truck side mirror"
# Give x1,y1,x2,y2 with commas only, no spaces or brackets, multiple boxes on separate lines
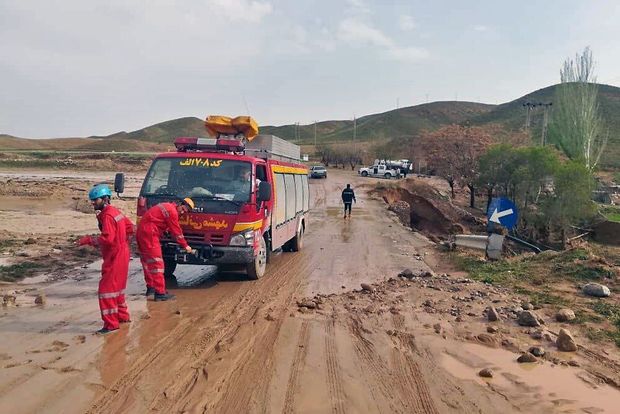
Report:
257,181,271,202
114,172,125,195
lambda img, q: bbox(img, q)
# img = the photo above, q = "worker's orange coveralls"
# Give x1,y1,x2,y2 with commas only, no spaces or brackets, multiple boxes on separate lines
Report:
80,205,134,330
136,203,189,294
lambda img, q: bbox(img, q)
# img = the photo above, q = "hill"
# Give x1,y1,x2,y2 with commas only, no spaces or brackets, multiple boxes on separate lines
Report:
1,84,619,167
0,135,99,150
261,102,496,144
90,117,206,144
0,135,168,153
468,83,620,168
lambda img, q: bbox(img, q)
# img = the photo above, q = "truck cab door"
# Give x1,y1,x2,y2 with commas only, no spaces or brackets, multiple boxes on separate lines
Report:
256,163,268,212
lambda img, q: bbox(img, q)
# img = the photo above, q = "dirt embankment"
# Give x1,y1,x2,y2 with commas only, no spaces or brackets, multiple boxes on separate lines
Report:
371,177,486,240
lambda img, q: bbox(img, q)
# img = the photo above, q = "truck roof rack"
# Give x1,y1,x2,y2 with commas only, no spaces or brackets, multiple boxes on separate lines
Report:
245,135,301,162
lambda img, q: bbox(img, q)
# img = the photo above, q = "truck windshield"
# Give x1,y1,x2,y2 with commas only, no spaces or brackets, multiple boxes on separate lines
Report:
141,158,253,212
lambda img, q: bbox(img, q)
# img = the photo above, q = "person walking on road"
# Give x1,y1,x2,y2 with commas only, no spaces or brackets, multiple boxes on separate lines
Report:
341,184,356,219
136,198,194,301
78,184,134,335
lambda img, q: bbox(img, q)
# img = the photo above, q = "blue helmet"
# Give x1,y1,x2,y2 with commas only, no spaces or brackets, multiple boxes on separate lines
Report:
89,184,112,200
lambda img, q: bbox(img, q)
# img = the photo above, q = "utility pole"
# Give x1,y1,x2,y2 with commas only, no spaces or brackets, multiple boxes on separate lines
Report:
523,102,537,130
540,102,553,146
353,115,357,151
314,120,317,147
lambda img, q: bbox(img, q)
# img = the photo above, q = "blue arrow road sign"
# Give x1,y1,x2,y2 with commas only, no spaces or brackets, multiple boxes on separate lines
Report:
487,197,518,229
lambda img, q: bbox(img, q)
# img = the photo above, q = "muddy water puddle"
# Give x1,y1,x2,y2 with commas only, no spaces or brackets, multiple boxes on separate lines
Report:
440,341,620,413
324,206,371,218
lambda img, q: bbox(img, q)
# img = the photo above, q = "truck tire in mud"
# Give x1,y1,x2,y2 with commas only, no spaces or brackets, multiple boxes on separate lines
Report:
290,227,303,252
246,237,267,280
361,171,368,177
164,257,177,277
384,173,391,179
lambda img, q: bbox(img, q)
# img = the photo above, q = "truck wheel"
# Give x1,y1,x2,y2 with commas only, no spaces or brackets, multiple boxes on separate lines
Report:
164,257,177,277
384,173,391,179
290,227,303,252
361,171,368,177
247,237,267,280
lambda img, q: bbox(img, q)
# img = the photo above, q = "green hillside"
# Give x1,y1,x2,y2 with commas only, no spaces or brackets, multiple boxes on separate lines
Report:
2,83,618,168
261,102,495,144
469,83,620,168
90,117,206,144
0,135,99,150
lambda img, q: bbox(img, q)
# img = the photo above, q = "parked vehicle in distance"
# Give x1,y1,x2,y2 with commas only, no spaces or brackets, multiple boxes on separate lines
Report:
358,164,399,179
310,165,327,179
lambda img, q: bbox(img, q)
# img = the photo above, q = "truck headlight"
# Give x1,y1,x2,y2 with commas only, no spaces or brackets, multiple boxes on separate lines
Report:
229,230,255,246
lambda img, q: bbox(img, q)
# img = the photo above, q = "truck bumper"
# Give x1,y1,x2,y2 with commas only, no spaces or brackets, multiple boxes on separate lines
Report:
162,243,254,265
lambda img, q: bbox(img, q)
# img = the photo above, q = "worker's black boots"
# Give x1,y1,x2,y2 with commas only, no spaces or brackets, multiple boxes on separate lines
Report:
154,292,176,301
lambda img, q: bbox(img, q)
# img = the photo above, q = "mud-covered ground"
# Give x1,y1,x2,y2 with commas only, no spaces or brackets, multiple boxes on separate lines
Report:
1,167,620,413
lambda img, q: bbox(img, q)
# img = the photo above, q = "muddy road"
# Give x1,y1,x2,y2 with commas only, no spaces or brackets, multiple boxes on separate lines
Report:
1,169,620,413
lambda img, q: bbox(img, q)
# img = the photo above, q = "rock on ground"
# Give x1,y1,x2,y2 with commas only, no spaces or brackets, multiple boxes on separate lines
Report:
556,308,576,322
487,306,500,322
478,368,493,378
476,333,498,347
557,328,578,352
398,269,415,279
518,310,542,327
528,346,545,357
517,352,538,363
582,283,611,298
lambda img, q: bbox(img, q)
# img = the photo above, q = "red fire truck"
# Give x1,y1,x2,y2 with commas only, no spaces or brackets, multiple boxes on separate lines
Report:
130,133,309,280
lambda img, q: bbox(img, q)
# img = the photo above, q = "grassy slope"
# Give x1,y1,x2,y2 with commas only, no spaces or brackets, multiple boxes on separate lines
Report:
260,102,496,144
2,83,619,167
469,83,620,168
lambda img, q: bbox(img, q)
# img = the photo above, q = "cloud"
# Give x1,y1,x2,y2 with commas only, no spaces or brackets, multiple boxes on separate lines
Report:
473,25,488,32
337,18,392,47
345,0,370,14
399,15,416,31
208,0,273,23
337,18,427,62
386,46,428,61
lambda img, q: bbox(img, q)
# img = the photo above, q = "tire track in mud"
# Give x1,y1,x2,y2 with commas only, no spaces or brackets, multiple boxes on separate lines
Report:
392,313,405,331
86,282,243,414
347,316,404,413
126,252,316,414
390,348,439,414
348,315,439,414
324,318,346,414
282,320,311,414
200,256,315,414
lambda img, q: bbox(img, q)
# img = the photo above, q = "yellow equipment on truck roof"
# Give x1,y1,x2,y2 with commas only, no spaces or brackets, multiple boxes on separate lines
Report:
205,115,259,140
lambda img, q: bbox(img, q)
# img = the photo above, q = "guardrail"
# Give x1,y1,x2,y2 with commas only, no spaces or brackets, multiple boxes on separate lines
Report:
454,234,505,260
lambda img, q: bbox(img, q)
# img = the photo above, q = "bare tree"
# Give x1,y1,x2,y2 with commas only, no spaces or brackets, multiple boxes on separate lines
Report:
549,47,608,171
413,125,493,206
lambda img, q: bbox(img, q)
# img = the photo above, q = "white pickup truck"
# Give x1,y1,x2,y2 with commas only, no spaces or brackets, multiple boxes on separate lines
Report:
358,164,399,179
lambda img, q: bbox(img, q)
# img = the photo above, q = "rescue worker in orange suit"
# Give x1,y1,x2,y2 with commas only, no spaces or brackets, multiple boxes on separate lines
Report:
78,184,134,335
137,198,194,301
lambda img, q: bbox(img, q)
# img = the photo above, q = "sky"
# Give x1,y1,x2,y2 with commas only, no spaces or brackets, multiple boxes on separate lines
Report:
1,0,620,138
